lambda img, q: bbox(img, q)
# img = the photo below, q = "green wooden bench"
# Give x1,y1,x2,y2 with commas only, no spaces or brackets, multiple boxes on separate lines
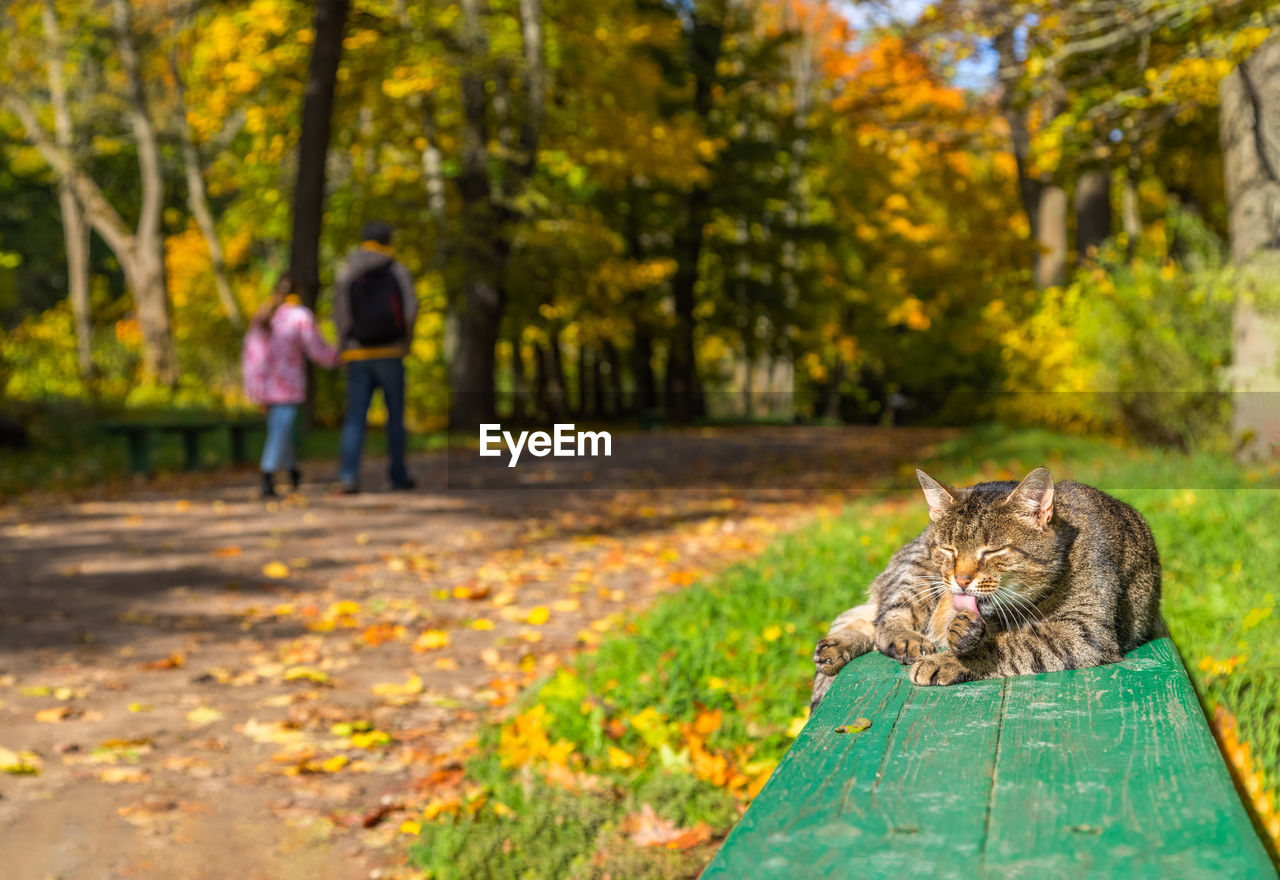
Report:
704,638,1275,878
103,419,264,475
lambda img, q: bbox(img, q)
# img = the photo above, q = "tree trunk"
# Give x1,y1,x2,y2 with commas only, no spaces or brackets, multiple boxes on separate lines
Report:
113,0,176,384
630,328,657,414
996,27,1043,245
449,0,544,430
450,0,501,430
1074,167,1112,260
1221,35,1280,458
539,334,568,421
511,332,530,421
601,339,621,417
666,13,722,423
1121,167,1142,256
289,0,350,309
1036,185,1069,288
42,0,93,382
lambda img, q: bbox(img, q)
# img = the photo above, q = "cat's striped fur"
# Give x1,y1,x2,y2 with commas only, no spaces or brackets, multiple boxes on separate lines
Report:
811,467,1163,707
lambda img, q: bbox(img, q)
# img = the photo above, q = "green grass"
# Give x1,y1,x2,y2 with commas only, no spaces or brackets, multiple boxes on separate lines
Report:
410,424,1280,878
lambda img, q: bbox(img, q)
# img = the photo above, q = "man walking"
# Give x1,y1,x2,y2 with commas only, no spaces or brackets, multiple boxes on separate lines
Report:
333,221,419,493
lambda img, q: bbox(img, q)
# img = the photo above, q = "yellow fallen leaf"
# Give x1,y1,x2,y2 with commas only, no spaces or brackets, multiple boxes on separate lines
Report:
212,545,242,558
518,630,543,643
608,746,636,768
400,819,422,835
320,754,349,773
185,706,224,725
0,747,40,775
283,666,330,685
35,707,73,723
412,629,450,652
491,801,515,819
329,600,361,617
434,657,459,670
551,599,580,613
99,767,149,784
128,703,153,713
526,607,550,625
471,618,495,631
262,561,291,579
373,673,424,697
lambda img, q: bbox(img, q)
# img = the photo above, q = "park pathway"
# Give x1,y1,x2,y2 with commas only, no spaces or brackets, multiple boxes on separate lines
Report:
0,426,946,880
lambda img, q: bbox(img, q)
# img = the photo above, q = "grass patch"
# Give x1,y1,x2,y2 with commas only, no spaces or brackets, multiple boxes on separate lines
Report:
410,424,1280,877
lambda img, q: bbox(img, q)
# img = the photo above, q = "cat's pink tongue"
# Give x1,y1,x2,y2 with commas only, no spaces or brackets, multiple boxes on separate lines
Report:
953,593,980,617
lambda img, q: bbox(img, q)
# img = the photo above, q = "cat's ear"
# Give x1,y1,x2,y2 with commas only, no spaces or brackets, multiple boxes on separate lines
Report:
1006,467,1054,530
916,469,957,523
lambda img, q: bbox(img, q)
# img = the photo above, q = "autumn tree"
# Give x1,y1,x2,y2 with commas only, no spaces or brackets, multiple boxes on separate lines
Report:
2,0,178,383
1222,33,1280,457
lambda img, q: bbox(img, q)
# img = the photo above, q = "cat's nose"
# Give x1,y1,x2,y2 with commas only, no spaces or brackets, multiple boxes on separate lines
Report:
954,574,973,588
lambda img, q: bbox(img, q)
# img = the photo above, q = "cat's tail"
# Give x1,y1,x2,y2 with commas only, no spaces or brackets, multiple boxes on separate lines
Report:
810,602,876,710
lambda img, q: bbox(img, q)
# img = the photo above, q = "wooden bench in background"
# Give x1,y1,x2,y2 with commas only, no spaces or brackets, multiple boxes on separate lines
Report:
703,638,1275,878
103,419,264,475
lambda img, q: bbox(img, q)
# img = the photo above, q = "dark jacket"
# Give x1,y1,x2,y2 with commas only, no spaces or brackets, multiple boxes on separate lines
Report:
332,245,419,362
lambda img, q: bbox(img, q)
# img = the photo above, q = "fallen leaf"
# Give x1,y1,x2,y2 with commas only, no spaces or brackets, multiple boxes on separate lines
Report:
0,747,40,775
212,546,242,558
283,666,330,685
141,652,185,671
185,706,224,725
35,707,76,723
526,606,550,626
621,803,712,849
834,717,871,734
99,767,150,784
412,630,450,652
262,561,291,579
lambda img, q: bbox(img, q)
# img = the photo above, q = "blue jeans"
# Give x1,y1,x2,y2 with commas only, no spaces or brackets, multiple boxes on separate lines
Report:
260,404,300,473
339,358,409,486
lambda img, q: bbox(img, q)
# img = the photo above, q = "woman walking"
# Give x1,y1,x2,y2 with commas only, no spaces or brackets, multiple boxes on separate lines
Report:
242,274,340,497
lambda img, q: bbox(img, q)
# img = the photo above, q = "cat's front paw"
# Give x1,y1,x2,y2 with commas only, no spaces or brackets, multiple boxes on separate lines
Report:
878,631,937,665
947,609,987,655
814,633,858,677
909,653,975,686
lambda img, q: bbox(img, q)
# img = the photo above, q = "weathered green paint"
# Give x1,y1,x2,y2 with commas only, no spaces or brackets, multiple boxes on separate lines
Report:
703,638,1275,879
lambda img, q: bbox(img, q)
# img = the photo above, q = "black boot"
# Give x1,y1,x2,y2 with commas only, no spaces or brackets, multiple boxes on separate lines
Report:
289,468,302,490
261,472,278,498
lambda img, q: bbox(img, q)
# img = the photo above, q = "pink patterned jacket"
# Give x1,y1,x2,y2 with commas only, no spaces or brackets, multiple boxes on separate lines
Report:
242,302,340,406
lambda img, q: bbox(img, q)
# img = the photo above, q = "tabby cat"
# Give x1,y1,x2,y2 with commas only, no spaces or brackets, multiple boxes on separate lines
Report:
811,467,1163,707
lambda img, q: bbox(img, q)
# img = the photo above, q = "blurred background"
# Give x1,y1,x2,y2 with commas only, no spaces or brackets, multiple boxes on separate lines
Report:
2,0,1278,486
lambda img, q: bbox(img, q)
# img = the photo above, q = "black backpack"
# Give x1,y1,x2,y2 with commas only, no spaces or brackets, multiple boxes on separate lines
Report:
349,263,405,346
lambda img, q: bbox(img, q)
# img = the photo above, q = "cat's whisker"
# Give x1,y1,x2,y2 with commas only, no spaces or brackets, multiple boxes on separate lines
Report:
1001,590,1045,622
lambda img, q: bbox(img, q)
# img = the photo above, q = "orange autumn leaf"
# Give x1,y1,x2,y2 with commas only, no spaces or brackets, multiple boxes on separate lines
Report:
362,623,406,646
693,708,722,736
141,652,185,671
620,803,712,849
212,545,242,557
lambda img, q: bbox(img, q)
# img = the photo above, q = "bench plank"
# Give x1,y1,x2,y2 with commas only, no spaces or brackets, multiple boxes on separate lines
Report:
703,638,1274,879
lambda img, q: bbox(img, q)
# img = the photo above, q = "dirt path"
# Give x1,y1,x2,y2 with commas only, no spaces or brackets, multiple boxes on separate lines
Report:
0,427,946,880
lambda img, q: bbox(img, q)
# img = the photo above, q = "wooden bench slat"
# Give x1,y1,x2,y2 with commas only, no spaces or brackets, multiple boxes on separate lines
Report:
703,638,1275,879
